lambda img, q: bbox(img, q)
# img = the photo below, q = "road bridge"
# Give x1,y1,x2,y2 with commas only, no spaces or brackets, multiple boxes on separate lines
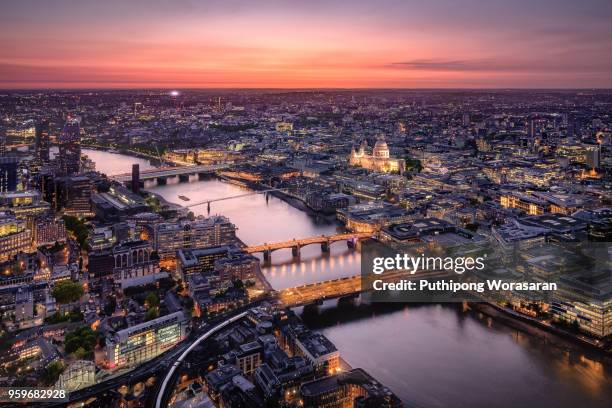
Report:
245,232,372,261
278,269,452,307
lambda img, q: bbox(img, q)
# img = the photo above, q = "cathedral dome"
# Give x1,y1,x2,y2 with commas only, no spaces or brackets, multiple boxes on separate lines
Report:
373,137,390,158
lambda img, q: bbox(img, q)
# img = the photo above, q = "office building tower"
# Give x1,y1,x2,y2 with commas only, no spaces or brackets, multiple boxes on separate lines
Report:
35,120,50,163
56,176,92,216
58,119,81,176
528,118,536,138
0,157,18,192
585,144,601,170
0,126,6,156
131,163,140,194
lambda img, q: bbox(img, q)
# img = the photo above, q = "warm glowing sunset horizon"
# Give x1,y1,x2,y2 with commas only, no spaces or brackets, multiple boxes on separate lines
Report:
2,0,612,89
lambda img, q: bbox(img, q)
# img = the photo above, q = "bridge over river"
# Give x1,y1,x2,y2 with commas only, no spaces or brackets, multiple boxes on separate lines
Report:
111,164,228,185
245,232,373,261
278,269,452,307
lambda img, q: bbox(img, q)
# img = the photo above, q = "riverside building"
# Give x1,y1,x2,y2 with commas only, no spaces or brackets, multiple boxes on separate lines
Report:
153,216,236,259
105,311,188,369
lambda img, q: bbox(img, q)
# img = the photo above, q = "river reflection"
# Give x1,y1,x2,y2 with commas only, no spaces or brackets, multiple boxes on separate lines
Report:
296,299,612,408
82,149,611,408
150,177,362,289
51,147,156,176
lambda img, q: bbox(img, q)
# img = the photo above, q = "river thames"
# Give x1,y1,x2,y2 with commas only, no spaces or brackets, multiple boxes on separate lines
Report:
84,148,612,408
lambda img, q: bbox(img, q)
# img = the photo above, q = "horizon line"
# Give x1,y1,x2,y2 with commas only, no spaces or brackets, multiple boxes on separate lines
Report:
2,87,612,92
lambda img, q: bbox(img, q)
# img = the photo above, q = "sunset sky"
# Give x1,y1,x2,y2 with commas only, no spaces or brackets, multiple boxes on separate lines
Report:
1,0,611,89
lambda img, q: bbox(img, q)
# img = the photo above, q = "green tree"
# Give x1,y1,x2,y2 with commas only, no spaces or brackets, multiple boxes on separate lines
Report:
103,297,117,316
64,327,96,359
145,292,159,309
41,360,64,386
62,215,89,248
52,281,84,304
404,156,423,173
145,307,159,321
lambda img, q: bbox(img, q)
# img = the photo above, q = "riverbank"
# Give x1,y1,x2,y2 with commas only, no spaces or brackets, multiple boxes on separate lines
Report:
52,148,610,408
81,143,164,164
142,166,608,357
472,302,610,356
218,174,338,220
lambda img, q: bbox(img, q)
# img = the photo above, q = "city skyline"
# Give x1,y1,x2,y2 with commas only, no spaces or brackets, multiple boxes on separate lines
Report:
2,0,612,89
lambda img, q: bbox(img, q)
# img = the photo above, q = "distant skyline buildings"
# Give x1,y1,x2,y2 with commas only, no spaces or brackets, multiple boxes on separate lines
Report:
58,119,81,176
0,127,5,157
1,0,612,89
35,120,50,163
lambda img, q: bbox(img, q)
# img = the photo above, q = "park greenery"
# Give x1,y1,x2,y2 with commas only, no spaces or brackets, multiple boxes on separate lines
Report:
144,292,160,321
52,280,84,304
145,307,160,321
41,360,65,386
44,309,83,324
64,326,97,359
145,292,159,309
62,215,89,247
404,156,423,173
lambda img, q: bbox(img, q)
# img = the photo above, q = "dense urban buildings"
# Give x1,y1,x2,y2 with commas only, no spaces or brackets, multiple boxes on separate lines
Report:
2,0,612,404
0,88,609,408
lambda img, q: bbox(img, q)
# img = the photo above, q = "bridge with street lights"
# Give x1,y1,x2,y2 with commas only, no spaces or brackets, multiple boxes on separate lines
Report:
111,164,228,184
244,232,373,261
278,268,452,307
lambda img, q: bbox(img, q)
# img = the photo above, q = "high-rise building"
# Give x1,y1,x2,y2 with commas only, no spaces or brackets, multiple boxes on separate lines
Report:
131,163,140,194
585,144,601,170
58,119,81,176
33,217,67,247
0,126,6,156
0,157,18,193
528,118,536,139
56,176,92,216
35,120,50,163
